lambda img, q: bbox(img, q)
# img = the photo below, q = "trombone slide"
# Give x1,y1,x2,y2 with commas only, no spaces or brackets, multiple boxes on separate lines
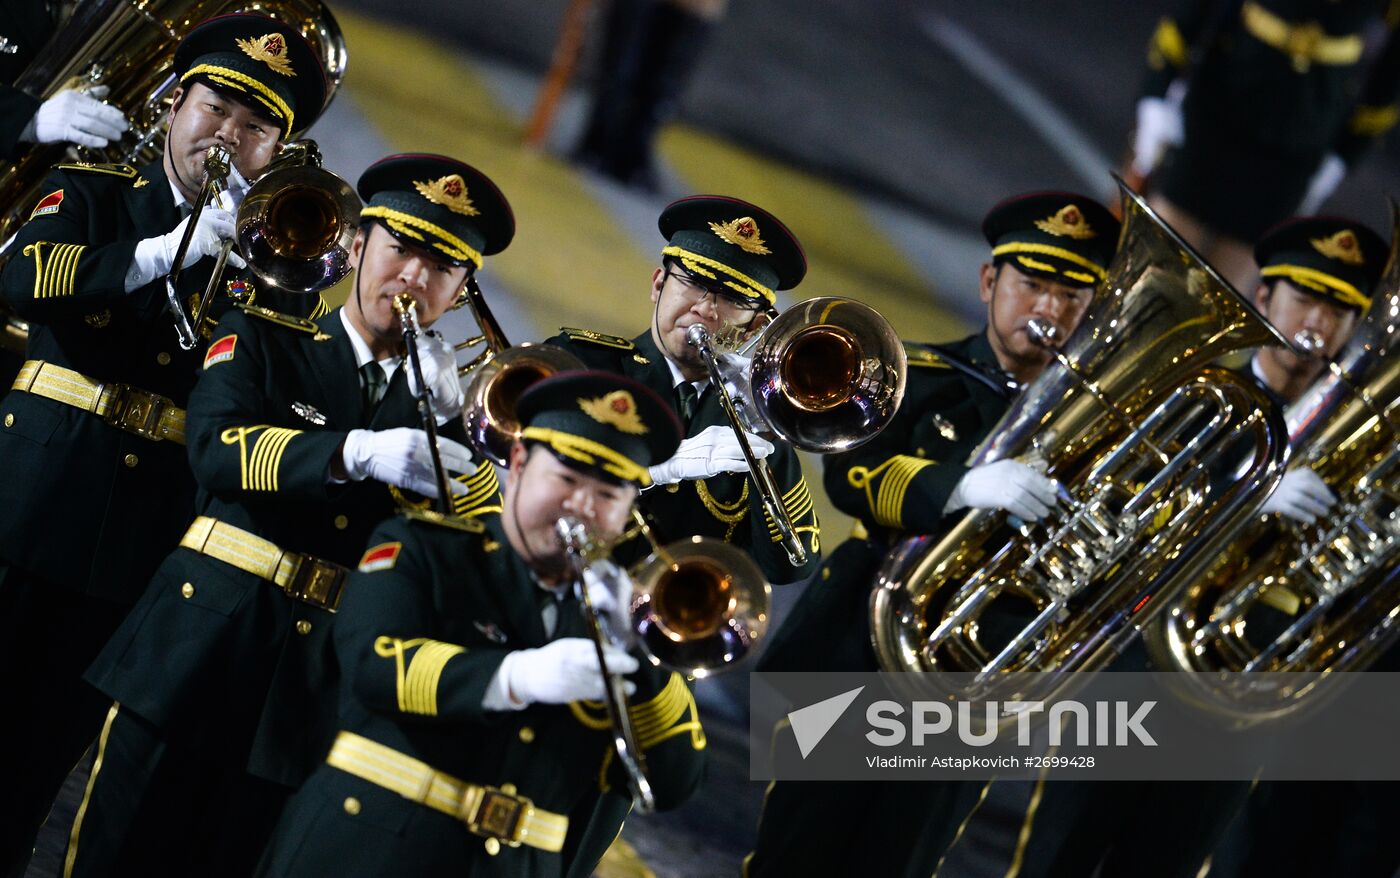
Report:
687,324,808,567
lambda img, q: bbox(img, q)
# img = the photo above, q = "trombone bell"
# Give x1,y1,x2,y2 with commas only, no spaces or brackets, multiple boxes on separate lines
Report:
631,536,769,678
780,325,863,413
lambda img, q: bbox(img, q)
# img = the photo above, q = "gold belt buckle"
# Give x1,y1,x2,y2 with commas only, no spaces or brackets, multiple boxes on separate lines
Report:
284,557,348,611
1285,22,1323,72
469,786,531,847
103,383,169,441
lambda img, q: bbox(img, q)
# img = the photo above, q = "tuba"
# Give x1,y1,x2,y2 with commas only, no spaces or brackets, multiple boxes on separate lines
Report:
687,296,907,565
868,180,1291,701
1146,202,1400,720
0,0,348,250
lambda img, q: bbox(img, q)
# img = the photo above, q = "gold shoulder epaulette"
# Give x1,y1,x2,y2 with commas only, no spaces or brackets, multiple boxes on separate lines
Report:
401,508,487,534
560,327,635,351
236,303,331,340
55,162,139,179
904,342,951,369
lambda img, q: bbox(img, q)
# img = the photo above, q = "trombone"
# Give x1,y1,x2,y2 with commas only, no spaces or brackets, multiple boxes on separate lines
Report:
455,277,584,465
555,509,768,814
393,293,454,512
685,296,907,567
163,139,361,350
165,145,232,350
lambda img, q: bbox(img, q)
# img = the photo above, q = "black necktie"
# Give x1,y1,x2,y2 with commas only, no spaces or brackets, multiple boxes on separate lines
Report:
676,382,699,425
361,362,386,412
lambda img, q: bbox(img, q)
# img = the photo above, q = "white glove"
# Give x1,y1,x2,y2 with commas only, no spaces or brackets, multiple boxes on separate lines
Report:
1261,468,1337,524
341,427,476,498
1298,153,1347,215
581,559,635,642
647,423,774,486
21,86,128,148
944,459,1061,522
126,208,247,293
210,161,252,213
406,332,465,424
501,638,639,706
1131,88,1185,178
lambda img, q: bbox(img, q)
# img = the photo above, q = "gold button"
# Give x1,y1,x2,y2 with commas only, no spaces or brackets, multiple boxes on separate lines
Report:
296,620,313,636
156,352,171,366
333,514,349,530
124,453,138,468
3,414,12,427
484,838,501,856
343,797,361,816
518,727,535,744
181,582,195,598
666,483,680,493
821,568,831,581
500,783,516,795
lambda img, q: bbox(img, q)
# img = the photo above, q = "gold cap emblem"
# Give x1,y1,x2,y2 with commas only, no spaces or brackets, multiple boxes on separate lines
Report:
1311,229,1365,266
236,33,296,77
578,391,648,435
709,216,772,255
414,174,479,217
1034,204,1096,239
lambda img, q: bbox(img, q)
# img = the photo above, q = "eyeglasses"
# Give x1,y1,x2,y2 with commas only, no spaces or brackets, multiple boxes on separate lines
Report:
663,267,766,317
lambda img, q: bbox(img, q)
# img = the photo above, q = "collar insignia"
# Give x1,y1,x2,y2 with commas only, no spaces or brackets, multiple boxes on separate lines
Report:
709,216,772,255
1034,204,1096,239
236,33,296,77
932,413,958,441
578,390,648,435
1311,229,1364,265
414,174,479,217
291,401,326,425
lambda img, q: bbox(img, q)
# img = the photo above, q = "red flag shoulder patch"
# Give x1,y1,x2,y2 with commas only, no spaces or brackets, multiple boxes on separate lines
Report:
29,189,64,220
359,542,402,573
203,334,237,369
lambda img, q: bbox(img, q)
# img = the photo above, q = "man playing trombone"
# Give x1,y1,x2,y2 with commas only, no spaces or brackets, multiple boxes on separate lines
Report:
52,154,506,877
257,370,706,877
746,191,1119,877
547,195,821,585
0,13,332,869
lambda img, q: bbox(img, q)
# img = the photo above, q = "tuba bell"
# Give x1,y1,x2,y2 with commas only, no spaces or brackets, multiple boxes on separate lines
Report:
1145,202,1400,721
868,179,1291,701
0,0,348,252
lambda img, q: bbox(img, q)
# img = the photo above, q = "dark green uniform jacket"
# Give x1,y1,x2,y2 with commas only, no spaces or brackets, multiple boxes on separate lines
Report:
745,331,1011,878
0,159,325,600
1147,0,1400,238
87,304,500,787
547,327,822,586
258,513,706,878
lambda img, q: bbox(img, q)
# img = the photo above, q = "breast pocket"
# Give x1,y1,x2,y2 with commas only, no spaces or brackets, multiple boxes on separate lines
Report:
0,391,65,447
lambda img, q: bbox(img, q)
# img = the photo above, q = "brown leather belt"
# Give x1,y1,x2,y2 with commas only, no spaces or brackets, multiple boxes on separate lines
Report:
180,516,347,611
12,359,185,444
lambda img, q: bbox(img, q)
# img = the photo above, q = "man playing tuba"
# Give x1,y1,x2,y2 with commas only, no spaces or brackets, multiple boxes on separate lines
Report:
0,14,332,870
745,191,1119,877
